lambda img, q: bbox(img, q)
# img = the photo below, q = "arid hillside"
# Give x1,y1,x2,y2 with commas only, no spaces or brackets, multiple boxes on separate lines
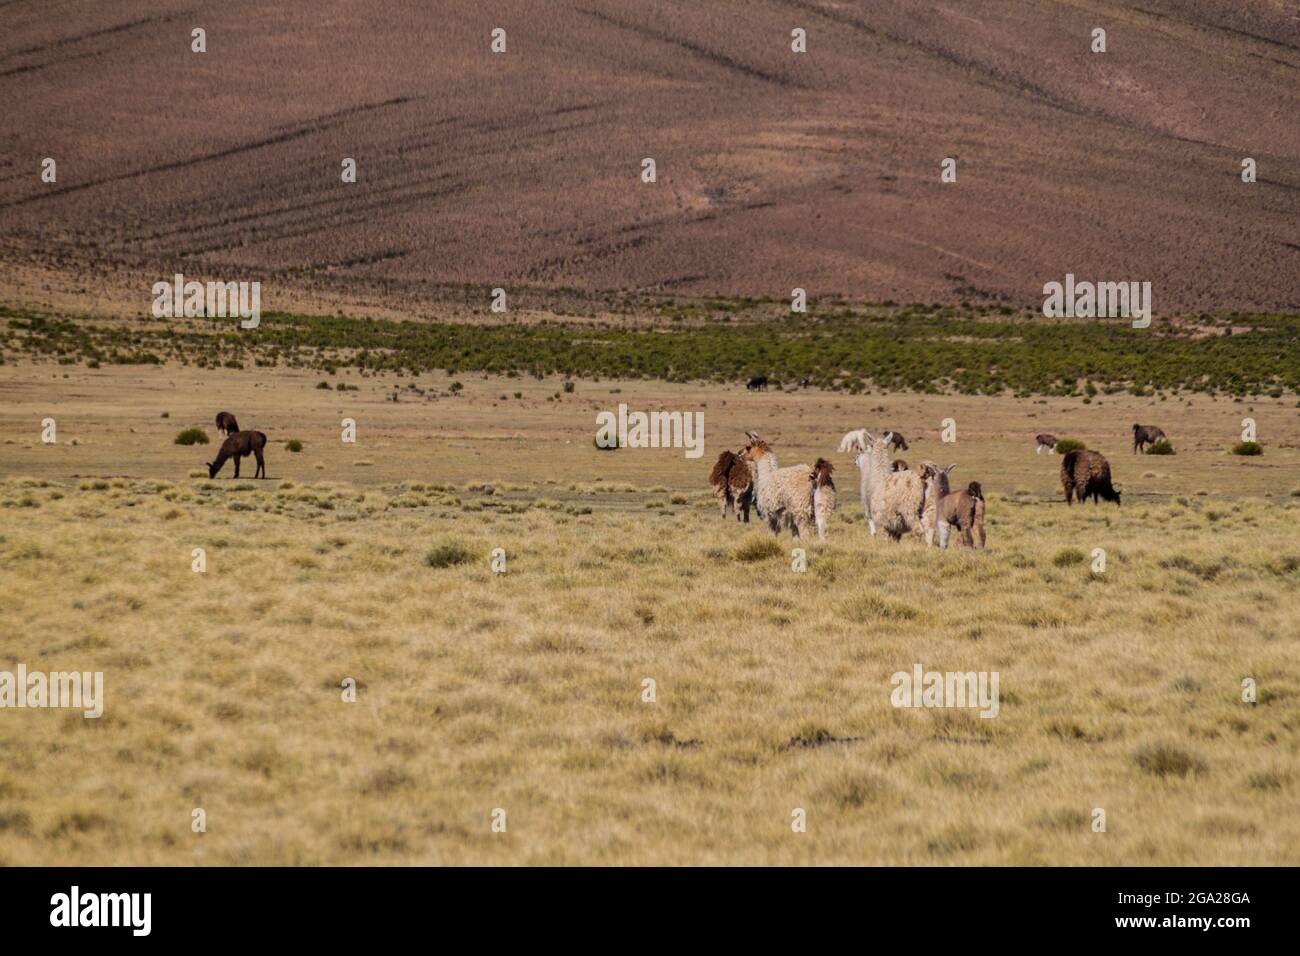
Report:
1,0,1298,313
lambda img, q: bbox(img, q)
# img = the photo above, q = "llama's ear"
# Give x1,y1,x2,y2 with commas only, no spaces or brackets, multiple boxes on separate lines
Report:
945,464,957,474
863,431,876,444
745,431,759,442
882,431,894,445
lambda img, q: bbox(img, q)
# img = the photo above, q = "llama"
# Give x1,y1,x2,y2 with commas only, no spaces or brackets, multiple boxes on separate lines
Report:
852,432,927,540
709,449,753,522
1061,449,1120,506
1034,433,1057,454
810,458,836,540
1133,424,1167,454
215,411,240,435
207,430,267,479
839,428,907,454
921,463,987,549
739,432,816,539
746,375,768,391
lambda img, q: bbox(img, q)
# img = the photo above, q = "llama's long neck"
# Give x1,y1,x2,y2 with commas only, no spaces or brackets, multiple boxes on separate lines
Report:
750,451,779,489
861,444,891,495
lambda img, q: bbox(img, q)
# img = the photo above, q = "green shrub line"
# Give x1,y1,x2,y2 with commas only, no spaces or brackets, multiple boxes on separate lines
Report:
1231,441,1263,456
4,303,1298,397
1053,438,1086,455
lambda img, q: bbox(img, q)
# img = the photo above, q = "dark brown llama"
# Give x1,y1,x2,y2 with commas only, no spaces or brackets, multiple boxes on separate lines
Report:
1034,433,1057,454
208,430,267,479
215,411,240,435
1061,449,1120,506
1132,424,1167,454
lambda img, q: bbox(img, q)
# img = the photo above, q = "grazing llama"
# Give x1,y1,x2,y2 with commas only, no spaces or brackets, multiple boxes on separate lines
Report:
1132,423,1167,454
207,430,268,479
1061,449,1120,506
839,428,907,455
215,411,240,435
709,450,753,522
1034,433,1057,454
739,432,816,539
810,458,836,540
850,432,927,540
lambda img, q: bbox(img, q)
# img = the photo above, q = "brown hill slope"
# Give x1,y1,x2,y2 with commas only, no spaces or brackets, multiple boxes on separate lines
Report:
0,0,1297,312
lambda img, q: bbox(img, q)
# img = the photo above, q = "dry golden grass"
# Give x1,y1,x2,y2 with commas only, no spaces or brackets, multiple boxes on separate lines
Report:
1,362,1298,864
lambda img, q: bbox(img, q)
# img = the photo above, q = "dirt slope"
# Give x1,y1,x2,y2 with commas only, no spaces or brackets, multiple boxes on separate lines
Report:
1,0,1297,312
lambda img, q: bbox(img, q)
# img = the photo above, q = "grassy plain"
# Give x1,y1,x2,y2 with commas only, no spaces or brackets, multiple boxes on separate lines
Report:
1,356,1298,865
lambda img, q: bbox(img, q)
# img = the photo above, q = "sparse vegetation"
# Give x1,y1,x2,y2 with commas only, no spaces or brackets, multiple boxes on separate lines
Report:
1231,441,1263,456
1053,438,1086,455
4,305,1297,397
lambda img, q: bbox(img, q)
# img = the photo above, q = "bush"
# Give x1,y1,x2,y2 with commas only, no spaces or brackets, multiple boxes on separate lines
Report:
732,537,784,563
285,439,304,453
1052,548,1086,567
562,381,575,393
1053,438,1086,454
1145,439,1174,455
1231,441,1263,456
424,540,476,568
174,428,209,446
316,381,332,389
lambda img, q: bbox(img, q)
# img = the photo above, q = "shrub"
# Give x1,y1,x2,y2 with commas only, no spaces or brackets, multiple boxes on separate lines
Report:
562,381,575,393
424,540,476,568
731,537,783,562
285,439,304,453
1053,548,1086,567
1231,441,1263,456
1145,440,1174,455
1053,438,1086,455
316,381,332,389
174,428,209,446
1134,743,1206,778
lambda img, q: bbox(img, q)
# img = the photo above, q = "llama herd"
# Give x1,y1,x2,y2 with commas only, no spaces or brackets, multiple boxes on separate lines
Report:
709,419,1156,547
709,429,986,548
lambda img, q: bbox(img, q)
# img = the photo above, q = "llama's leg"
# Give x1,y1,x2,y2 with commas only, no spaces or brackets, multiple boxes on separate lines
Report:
938,521,950,549
255,450,265,478
974,519,986,549
233,455,240,478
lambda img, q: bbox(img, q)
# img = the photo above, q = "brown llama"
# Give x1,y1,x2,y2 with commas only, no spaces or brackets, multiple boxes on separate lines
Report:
1133,424,1167,453
709,449,753,522
920,463,985,548
1061,449,1120,506
810,457,836,540
215,411,240,435
1034,433,1057,454
208,430,267,479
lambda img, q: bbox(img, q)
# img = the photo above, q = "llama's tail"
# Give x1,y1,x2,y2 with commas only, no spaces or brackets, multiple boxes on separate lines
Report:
967,481,983,500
